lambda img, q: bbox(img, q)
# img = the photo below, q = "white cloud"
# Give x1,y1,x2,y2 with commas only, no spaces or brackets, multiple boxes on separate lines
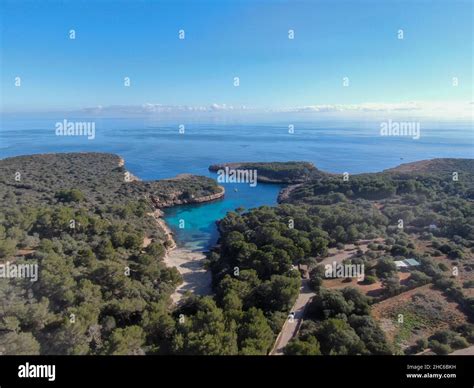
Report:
80,101,473,119
282,101,437,113
277,101,473,119
81,103,250,114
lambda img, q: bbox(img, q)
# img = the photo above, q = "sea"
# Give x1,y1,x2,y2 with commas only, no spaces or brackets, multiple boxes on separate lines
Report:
1,115,472,250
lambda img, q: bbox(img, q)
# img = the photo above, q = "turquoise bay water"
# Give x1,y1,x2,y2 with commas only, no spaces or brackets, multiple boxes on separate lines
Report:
164,182,283,251
1,116,472,250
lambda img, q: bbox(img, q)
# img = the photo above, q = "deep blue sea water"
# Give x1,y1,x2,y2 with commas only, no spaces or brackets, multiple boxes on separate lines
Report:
1,116,472,250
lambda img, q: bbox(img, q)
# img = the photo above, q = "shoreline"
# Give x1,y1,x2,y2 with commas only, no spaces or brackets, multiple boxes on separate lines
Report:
120,155,225,305
149,209,177,251
120,155,473,307
149,185,225,208
150,209,212,305
143,189,224,305
121,154,222,256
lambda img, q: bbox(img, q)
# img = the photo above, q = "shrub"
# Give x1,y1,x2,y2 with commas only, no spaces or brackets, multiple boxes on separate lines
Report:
363,275,377,285
407,271,431,287
429,340,451,355
451,336,469,350
463,280,474,289
448,249,464,260
415,338,428,351
438,263,449,272
55,189,85,202
406,338,428,354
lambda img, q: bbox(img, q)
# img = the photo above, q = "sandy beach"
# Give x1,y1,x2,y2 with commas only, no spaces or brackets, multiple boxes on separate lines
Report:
164,248,212,304
147,209,211,304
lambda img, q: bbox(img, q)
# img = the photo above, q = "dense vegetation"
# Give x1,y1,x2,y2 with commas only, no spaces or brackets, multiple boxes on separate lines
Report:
285,288,392,355
0,153,221,355
1,154,473,355
209,161,325,183
0,153,222,209
205,158,474,354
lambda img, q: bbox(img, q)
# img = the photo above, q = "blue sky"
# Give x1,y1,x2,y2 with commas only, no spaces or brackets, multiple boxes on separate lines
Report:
1,0,472,118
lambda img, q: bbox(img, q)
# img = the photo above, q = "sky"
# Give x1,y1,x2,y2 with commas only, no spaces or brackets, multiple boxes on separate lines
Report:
0,0,473,119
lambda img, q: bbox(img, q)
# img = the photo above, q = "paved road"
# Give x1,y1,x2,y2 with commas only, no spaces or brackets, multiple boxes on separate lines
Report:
270,279,315,355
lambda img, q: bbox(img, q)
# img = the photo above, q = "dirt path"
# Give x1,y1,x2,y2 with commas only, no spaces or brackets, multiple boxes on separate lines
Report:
319,239,381,266
450,345,474,355
270,279,315,355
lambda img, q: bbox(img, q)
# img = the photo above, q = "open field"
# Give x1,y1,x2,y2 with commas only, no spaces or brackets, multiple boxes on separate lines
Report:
372,285,469,352
323,272,411,297
412,236,474,297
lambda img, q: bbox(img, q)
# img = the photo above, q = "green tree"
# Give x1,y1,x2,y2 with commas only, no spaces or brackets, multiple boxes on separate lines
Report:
315,318,366,355
0,332,40,355
107,326,146,355
376,257,397,279
0,238,16,258
284,336,321,355
238,308,274,355
173,297,238,355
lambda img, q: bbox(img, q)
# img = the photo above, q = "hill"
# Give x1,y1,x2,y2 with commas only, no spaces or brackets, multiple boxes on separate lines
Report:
0,152,223,356
209,161,327,183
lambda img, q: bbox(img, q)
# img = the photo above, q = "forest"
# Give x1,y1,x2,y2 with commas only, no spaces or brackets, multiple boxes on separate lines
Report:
209,161,325,183
1,154,473,355
204,158,474,354
0,153,220,354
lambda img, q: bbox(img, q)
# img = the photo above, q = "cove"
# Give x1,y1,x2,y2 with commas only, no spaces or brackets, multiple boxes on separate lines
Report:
163,180,284,251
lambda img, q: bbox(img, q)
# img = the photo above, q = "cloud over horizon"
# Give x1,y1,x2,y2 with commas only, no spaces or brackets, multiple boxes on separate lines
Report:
78,101,473,120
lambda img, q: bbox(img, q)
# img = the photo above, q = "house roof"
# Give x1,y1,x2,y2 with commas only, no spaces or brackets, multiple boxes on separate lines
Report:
394,260,408,267
405,258,421,266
